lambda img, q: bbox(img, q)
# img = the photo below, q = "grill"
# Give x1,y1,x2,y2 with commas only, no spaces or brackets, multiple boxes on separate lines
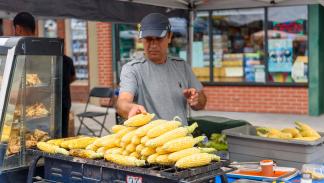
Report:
27,149,235,183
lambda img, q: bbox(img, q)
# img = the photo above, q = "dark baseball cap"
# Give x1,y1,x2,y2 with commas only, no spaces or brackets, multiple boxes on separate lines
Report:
139,13,171,38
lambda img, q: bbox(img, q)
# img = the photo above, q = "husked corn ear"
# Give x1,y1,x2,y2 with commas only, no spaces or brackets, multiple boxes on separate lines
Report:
114,138,121,147
124,113,155,127
126,144,136,153
135,120,167,137
162,136,206,152
93,134,116,148
141,147,156,156
168,147,201,161
129,151,140,159
168,147,216,162
96,147,106,154
156,154,174,166
105,154,145,166
37,142,69,155
105,147,123,155
175,153,220,169
120,142,128,149
295,121,321,138
60,136,94,149
115,127,136,139
281,128,301,138
131,135,141,145
86,143,99,151
156,146,169,155
111,125,127,133
147,153,159,164
122,150,130,156
147,121,182,138
141,136,150,145
47,136,82,146
69,149,103,159
121,130,137,143
146,123,198,147
136,144,145,153
141,155,148,161
68,137,97,149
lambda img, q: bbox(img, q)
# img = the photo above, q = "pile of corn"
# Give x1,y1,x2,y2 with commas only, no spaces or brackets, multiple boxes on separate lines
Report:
37,136,102,159
37,113,220,168
256,121,321,141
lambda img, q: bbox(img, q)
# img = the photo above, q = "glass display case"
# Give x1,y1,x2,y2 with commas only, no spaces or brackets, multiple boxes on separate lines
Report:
0,37,62,173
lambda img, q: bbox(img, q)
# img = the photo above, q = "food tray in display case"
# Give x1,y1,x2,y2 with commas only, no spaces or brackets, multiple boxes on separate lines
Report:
0,37,63,174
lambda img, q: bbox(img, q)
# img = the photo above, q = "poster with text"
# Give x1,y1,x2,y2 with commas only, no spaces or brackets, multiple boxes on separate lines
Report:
268,39,293,72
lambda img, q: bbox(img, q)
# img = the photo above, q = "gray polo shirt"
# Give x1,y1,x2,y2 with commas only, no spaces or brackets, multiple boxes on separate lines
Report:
119,56,203,124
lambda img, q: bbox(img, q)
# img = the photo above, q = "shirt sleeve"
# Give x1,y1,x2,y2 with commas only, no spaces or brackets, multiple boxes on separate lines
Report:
184,62,203,91
119,64,138,96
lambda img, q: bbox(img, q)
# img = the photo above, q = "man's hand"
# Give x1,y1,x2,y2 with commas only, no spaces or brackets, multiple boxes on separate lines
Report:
183,88,199,107
128,104,147,118
183,88,207,110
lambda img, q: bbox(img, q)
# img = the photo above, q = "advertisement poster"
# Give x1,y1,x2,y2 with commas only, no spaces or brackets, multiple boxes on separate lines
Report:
268,39,293,72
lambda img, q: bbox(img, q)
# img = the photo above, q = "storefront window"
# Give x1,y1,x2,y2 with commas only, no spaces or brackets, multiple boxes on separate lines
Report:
212,8,265,82
267,6,308,83
192,12,210,82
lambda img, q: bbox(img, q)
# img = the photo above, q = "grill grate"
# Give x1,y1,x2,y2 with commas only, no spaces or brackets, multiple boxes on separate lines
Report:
27,149,233,182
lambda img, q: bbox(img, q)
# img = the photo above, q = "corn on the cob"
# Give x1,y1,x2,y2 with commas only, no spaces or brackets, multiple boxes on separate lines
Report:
92,135,116,149
168,147,216,162
115,127,136,139
147,153,159,164
141,155,148,161
141,147,156,156
126,144,136,153
69,149,103,159
96,147,106,154
67,137,97,149
295,121,321,138
122,150,130,156
175,153,220,168
156,154,174,166
47,136,82,146
105,147,123,155
146,123,198,147
124,113,155,127
281,128,301,138
120,141,128,149
104,154,145,166
86,143,99,151
129,151,140,159
136,144,145,153
121,130,137,143
156,146,169,155
37,142,69,155
135,120,167,137
111,125,127,133
114,138,121,147
162,136,205,152
147,121,182,138
131,135,141,145
140,136,150,145
60,136,95,149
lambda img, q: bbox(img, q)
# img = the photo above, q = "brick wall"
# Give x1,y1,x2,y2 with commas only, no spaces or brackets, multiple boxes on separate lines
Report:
204,86,308,114
96,22,113,106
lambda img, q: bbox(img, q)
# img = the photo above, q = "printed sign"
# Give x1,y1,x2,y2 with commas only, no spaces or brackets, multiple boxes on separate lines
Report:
126,175,143,183
268,39,293,72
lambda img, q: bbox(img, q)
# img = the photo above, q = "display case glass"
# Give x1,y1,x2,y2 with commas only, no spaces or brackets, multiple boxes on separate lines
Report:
0,37,62,172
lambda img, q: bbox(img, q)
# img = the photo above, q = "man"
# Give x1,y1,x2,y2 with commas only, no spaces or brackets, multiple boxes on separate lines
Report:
13,12,76,137
117,13,206,124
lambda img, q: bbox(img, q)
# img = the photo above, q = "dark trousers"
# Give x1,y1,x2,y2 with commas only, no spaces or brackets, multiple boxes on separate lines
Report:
62,107,70,137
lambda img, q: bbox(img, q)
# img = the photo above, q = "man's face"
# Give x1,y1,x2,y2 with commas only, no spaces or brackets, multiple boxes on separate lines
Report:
142,32,172,64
